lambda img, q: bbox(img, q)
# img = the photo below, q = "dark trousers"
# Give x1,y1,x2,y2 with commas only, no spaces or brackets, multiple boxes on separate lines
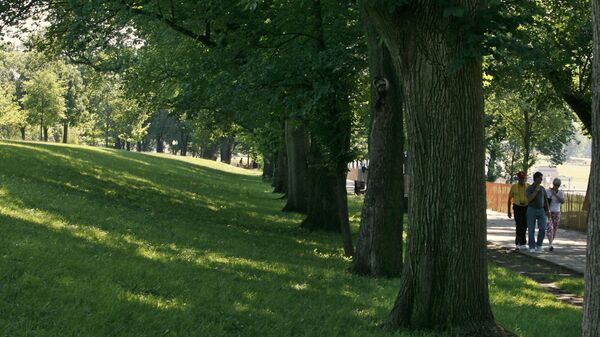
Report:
513,204,528,245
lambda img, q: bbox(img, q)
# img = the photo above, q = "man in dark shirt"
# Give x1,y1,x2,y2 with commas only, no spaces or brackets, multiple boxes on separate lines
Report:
525,171,551,253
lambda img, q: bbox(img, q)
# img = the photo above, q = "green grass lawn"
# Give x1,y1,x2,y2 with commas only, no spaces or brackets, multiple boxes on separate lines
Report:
0,140,581,337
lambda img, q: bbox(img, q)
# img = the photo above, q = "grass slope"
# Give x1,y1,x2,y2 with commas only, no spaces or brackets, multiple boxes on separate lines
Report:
0,141,581,337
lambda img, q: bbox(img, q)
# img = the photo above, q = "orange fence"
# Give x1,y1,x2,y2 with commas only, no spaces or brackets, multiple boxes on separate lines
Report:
485,182,588,232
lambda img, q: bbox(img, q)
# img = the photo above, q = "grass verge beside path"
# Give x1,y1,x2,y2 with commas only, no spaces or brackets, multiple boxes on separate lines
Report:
0,141,581,337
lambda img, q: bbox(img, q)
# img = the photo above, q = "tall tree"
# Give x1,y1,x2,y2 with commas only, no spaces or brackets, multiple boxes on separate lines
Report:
22,68,65,141
486,81,576,174
584,1,600,335
352,15,404,277
363,1,512,335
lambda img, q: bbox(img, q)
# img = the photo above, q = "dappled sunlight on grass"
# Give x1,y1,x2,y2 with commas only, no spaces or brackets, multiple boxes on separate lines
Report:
121,290,188,311
0,141,583,337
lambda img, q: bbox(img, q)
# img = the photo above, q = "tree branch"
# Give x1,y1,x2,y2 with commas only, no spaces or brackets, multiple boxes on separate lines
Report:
120,1,216,47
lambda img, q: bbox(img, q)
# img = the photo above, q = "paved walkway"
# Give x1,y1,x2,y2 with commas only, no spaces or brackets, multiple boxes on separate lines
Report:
487,209,587,274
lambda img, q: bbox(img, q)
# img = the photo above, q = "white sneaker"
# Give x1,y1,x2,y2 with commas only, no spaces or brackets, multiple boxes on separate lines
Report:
529,248,535,253
520,245,529,250
535,246,543,253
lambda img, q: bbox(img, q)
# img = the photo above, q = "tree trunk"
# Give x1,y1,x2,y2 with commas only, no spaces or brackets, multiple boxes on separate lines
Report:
522,109,531,174
299,0,353,257
282,119,308,213
546,70,592,134
364,3,512,335
273,146,288,194
219,136,234,163
180,131,190,156
19,127,25,140
302,161,341,232
63,123,68,144
156,136,164,153
262,152,275,180
583,1,600,335
201,142,218,160
126,141,131,151
43,127,48,142
352,15,405,277
137,141,142,152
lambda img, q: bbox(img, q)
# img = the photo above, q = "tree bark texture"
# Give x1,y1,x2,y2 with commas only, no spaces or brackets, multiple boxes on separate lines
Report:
43,127,48,142
583,1,600,335
63,123,68,143
365,2,511,335
282,119,308,213
352,16,405,277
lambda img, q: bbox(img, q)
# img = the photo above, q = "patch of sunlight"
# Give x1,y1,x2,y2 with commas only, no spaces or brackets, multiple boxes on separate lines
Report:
201,252,289,275
233,301,250,312
64,182,91,193
0,187,7,197
289,282,309,291
352,308,375,319
243,292,257,301
58,275,75,287
0,205,173,263
491,289,570,309
1,142,74,160
122,290,187,311
136,245,170,261
312,248,345,260
340,285,359,301
146,152,261,176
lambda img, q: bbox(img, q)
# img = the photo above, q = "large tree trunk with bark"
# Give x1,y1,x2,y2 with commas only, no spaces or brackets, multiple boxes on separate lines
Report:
282,119,308,213
62,123,68,144
365,2,512,335
19,127,25,140
299,0,353,257
584,1,600,335
352,16,405,277
43,127,48,142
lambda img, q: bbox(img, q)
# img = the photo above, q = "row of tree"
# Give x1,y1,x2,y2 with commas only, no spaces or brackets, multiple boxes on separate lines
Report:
0,0,597,336
0,48,254,161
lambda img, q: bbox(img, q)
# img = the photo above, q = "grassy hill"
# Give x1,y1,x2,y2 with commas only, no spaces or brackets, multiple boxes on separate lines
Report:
0,141,581,337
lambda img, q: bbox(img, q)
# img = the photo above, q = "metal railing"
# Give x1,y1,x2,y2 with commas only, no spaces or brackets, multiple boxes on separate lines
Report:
485,182,588,232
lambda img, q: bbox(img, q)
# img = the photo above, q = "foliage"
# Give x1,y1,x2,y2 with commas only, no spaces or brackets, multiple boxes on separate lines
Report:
485,76,576,179
21,67,66,135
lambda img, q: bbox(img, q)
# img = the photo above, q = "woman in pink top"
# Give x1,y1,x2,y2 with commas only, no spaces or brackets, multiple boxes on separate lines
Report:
546,178,565,252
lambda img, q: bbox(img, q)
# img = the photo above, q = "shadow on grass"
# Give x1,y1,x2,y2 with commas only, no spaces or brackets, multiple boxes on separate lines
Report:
0,211,401,336
0,141,584,337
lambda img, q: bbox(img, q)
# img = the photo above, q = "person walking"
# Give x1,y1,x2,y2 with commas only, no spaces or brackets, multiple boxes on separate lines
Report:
546,178,565,252
508,171,529,250
525,171,550,253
